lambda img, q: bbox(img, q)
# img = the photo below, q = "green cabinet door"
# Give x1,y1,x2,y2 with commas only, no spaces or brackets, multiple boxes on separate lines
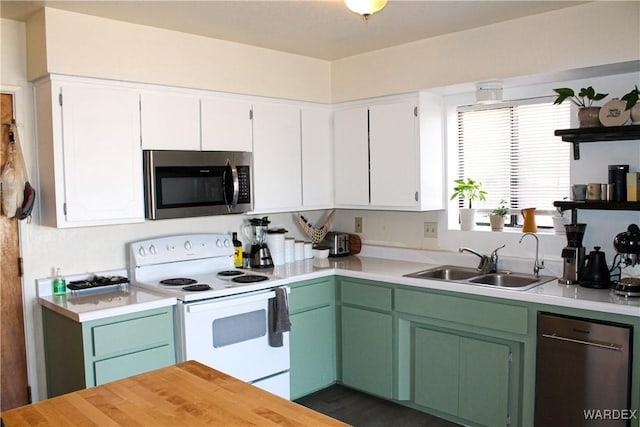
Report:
413,326,512,426
290,305,336,399
413,327,459,415
459,337,510,427
341,305,393,399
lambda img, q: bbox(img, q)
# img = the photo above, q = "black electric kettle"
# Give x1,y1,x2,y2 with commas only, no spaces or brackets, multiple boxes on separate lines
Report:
579,246,611,289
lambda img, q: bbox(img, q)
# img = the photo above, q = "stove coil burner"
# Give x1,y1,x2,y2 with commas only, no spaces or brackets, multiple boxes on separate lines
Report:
182,284,212,292
231,274,269,284
217,270,245,278
160,278,197,286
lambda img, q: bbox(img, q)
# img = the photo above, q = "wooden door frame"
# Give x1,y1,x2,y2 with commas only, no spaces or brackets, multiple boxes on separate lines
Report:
1,88,31,409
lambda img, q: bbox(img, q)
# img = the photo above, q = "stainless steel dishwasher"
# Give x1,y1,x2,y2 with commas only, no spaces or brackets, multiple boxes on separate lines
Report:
535,312,633,427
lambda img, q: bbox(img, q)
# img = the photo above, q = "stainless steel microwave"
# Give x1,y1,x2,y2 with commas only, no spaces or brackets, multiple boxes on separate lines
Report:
143,150,252,220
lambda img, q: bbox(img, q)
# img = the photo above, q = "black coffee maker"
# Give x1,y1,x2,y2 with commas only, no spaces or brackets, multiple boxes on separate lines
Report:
559,223,586,285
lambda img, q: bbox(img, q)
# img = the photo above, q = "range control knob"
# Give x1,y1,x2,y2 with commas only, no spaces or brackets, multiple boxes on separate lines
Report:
149,244,157,255
216,239,223,248
223,238,231,248
138,246,147,257
184,241,192,250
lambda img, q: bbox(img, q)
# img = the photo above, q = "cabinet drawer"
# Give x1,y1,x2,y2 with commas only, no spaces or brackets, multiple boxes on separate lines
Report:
290,280,333,314
91,312,172,357
94,345,174,385
341,280,392,311
395,289,528,335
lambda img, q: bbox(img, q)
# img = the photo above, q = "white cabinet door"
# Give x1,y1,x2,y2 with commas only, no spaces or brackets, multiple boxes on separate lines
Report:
201,97,252,152
333,107,369,206
301,108,333,209
369,101,419,208
60,85,144,225
251,102,302,211
140,92,200,150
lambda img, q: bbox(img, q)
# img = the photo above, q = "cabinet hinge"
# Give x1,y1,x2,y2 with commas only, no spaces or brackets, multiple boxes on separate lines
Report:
414,106,418,117
415,191,419,202
508,351,513,363
249,109,253,120
506,414,511,426
63,202,67,216
18,256,24,277
27,385,32,404
58,93,63,106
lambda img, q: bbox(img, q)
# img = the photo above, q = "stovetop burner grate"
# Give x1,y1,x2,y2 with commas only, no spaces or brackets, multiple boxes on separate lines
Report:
217,270,245,277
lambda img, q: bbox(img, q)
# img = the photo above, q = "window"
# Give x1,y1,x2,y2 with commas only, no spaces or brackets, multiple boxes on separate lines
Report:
456,98,570,228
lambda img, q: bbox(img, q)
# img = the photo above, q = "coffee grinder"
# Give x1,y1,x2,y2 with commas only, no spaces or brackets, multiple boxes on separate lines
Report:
559,223,587,285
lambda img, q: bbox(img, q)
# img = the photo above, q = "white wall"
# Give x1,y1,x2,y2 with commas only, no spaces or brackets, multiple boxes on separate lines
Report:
331,1,640,102
27,8,333,103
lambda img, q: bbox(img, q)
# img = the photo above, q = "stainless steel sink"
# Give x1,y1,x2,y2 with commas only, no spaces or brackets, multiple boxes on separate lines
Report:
404,265,480,281
404,266,556,291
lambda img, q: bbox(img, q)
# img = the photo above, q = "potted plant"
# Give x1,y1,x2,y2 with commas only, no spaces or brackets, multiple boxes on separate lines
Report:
450,177,487,231
552,198,570,234
489,199,508,231
553,86,608,128
621,85,640,124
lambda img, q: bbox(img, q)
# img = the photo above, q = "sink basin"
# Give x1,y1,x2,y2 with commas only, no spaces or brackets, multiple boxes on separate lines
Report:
470,273,537,287
404,265,556,291
404,265,480,281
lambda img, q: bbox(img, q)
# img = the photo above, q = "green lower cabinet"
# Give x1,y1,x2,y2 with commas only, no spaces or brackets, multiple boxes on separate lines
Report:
42,306,176,397
290,306,336,399
413,326,513,427
289,278,337,399
341,305,393,399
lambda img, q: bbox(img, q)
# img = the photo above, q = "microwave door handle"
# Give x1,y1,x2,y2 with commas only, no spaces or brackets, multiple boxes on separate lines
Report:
224,163,240,210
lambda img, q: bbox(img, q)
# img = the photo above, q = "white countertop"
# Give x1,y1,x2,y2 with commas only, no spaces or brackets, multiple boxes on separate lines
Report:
37,270,176,322
268,255,640,318
38,253,640,321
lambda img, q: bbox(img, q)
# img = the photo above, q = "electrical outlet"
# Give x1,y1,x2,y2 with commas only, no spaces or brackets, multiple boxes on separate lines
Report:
424,222,437,238
355,217,363,233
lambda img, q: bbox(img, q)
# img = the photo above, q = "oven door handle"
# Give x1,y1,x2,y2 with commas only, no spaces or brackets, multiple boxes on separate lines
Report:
186,287,289,313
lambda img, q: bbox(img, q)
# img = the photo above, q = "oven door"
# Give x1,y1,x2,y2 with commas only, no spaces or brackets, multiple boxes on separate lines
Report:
176,287,290,398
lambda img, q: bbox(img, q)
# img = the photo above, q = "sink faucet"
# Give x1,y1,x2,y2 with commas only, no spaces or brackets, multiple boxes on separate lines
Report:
519,232,544,277
459,245,505,274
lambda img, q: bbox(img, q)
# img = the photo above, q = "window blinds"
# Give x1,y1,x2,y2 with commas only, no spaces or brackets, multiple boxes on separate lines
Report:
456,98,570,213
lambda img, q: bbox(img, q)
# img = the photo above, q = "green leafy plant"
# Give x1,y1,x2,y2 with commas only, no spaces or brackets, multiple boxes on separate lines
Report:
621,85,639,111
555,197,568,216
491,199,509,217
450,178,487,209
553,86,608,108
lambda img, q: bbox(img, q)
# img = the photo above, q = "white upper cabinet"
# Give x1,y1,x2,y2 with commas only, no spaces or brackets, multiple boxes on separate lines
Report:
369,101,419,208
301,108,333,209
140,91,200,150
333,106,370,207
251,102,302,212
35,78,144,227
201,97,253,152
332,93,444,211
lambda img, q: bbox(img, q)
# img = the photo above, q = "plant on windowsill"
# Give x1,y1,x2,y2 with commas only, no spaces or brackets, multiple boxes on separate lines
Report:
552,197,570,234
621,85,640,124
489,199,508,232
451,178,487,231
553,86,608,128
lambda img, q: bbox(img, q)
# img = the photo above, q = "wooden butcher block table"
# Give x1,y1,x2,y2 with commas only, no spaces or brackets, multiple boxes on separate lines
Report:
1,361,348,426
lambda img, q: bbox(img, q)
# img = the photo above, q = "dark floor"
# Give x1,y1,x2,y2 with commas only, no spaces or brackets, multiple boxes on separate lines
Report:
295,385,461,427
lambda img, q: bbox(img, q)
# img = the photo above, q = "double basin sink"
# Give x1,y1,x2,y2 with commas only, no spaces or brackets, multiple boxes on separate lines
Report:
404,265,555,291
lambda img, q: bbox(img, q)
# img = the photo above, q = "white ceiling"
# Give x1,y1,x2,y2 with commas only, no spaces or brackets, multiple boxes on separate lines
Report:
1,0,587,60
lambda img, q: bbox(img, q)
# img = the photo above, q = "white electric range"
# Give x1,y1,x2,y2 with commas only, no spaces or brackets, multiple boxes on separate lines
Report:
128,233,290,399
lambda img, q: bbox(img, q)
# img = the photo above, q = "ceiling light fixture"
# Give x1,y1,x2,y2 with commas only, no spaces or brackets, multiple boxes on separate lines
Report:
344,0,388,21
